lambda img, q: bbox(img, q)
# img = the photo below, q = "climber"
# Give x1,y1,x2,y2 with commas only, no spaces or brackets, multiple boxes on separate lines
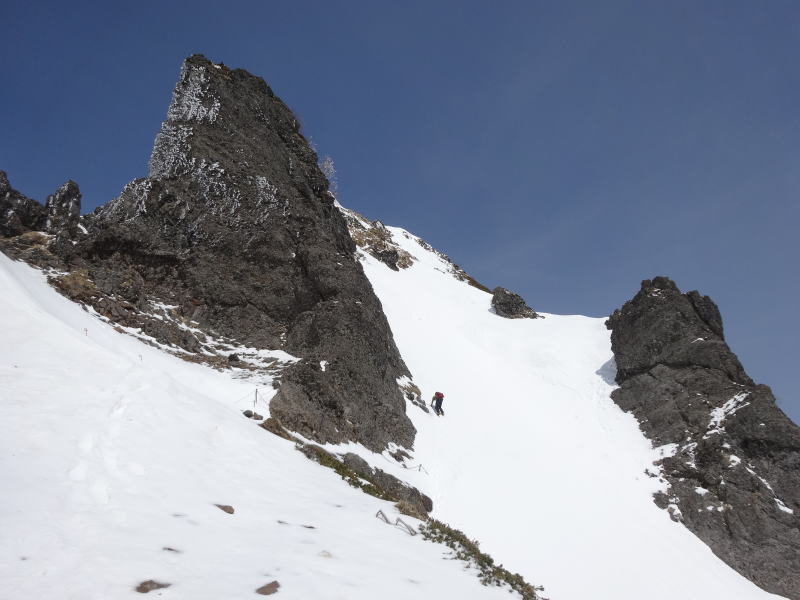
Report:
431,392,445,416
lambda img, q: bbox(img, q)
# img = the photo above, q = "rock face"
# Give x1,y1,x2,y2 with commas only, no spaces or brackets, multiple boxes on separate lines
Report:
341,453,433,516
1,171,80,239
2,55,416,453
1,171,45,237
44,180,81,237
607,276,800,599
340,211,414,271
491,287,540,319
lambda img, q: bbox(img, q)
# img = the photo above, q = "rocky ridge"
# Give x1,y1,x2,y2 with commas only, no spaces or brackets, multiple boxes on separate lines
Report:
0,55,419,453
1,171,80,239
341,206,491,293
3,55,797,597
607,276,800,599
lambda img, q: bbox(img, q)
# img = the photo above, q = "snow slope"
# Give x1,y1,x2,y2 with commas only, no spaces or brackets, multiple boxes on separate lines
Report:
0,225,789,599
0,252,514,600
353,226,786,600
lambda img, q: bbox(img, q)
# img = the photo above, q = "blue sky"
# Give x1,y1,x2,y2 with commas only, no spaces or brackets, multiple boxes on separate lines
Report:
2,1,798,423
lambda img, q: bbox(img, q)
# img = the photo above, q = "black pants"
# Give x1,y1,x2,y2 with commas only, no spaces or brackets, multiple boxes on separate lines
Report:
433,399,444,415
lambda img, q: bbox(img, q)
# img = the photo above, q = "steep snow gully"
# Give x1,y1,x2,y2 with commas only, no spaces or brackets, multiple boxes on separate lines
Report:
0,223,788,599
350,225,785,600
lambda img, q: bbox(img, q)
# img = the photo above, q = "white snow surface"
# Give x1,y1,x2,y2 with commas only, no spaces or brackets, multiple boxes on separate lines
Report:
0,254,512,600
353,225,785,600
0,218,788,599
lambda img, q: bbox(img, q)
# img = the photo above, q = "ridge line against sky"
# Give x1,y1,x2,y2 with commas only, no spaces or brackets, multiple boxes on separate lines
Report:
1,0,797,422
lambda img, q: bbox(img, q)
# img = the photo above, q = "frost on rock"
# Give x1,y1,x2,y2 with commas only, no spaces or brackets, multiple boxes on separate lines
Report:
126,180,154,220
252,176,287,224
148,63,222,179
167,63,221,124
97,180,155,222
193,160,229,198
149,124,195,178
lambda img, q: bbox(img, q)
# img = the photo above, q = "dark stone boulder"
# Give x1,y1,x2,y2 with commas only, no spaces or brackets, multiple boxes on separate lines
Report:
255,581,280,595
135,580,171,593
491,286,540,319
607,276,800,599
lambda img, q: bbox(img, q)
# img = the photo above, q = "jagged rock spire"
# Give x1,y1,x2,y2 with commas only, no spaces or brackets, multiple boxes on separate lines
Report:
607,276,800,599
0,171,81,238
74,55,416,452
44,180,81,236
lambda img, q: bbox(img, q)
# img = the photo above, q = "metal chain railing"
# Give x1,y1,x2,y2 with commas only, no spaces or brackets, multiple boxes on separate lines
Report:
375,510,417,536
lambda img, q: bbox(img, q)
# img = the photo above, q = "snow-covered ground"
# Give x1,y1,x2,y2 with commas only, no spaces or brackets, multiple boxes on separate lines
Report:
352,226,785,600
0,221,788,599
0,253,513,600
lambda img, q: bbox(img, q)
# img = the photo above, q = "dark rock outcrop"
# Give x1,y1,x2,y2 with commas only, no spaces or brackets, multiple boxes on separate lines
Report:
0,171,45,237
607,276,800,599
1,171,82,239
491,287,540,319
1,55,416,453
44,180,81,237
341,452,433,515
341,210,413,271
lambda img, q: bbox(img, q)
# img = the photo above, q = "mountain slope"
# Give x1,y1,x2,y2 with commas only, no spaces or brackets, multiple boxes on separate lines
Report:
0,252,514,600
338,220,786,600
0,214,790,600
2,54,416,454
2,53,795,600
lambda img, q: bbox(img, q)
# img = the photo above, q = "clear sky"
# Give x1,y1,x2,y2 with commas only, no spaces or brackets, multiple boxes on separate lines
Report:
2,1,798,423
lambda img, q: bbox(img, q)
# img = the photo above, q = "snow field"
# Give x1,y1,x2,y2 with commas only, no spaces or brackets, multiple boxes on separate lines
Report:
355,226,785,600
0,253,514,600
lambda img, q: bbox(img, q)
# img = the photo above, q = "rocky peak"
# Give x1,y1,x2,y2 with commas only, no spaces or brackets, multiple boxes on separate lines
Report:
44,180,81,236
0,171,81,239
1,171,44,237
607,276,800,599
607,276,749,384
46,55,416,453
147,54,323,192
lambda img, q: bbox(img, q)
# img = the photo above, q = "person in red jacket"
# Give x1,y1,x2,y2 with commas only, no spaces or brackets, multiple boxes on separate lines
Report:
431,392,445,416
